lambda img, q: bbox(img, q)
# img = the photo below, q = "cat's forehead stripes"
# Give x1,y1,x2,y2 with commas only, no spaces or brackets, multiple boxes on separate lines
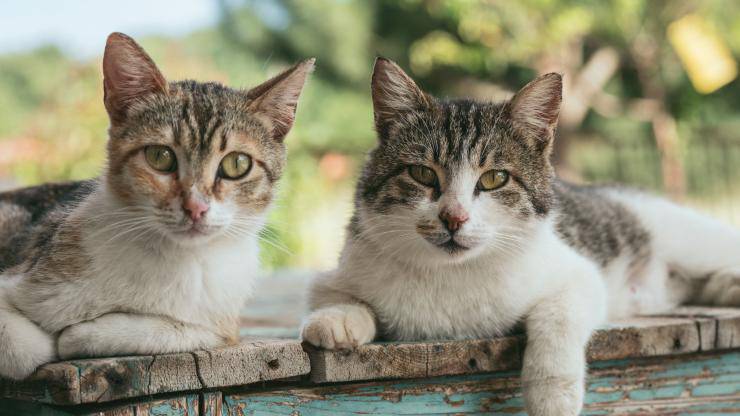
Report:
175,82,229,157
407,100,507,172
359,95,556,221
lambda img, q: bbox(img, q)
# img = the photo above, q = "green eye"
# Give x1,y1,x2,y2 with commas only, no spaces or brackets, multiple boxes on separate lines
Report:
408,165,438,187
144,145,177,172
219,152,252,179
478,170,509,191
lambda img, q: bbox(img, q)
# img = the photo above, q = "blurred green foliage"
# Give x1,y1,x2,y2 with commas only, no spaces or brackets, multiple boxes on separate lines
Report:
1,0,740,268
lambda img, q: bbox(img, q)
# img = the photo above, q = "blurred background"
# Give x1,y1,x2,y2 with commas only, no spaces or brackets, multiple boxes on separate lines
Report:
1,0,739,271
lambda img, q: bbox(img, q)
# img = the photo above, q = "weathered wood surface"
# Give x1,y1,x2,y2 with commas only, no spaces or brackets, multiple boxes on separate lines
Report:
1,270,738,413
308,306,740,383
4,351,737,415
224,351,740,415
0,340,309,406
4,308,734,408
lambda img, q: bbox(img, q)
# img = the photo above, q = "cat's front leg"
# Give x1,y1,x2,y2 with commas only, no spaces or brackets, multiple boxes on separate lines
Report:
302,304,376,349
57,313,227,359
522,259,606,416
301,275,377,350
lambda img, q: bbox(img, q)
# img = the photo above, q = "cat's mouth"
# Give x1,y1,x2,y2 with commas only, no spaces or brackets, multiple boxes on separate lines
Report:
171,222,217,238
436,239,470,254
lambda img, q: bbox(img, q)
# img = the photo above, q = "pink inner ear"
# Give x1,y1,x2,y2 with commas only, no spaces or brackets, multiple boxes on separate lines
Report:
510,73,562,137
247,59,314,141
103,33,167,123
371,58,428,124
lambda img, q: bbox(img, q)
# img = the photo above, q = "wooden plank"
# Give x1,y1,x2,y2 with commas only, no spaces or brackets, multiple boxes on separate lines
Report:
73,354,201,404
310,315,710,383
308,342,430,383
0,363,79,405
308,336,525,383
427,336,523,377
588,316,701,361
2,307,738,405
192,340,310,388
645,306,740,350
223,351,740,415
0,340,309,406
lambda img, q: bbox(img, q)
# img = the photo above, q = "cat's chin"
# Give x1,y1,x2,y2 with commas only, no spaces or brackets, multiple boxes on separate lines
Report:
409,238,486,266
164,225,225,246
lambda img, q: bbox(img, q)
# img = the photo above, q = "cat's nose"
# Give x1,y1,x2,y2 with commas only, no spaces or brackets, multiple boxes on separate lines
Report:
439,209,469,233
183,197,209,222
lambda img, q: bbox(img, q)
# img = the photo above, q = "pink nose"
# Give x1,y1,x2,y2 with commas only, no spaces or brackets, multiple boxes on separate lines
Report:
183,197,209,222
439,209,469,232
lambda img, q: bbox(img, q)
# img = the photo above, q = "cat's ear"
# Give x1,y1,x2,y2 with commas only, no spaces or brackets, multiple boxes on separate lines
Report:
103,32,168,124
371,57,432,134
508,73,562,147
247,58,315,141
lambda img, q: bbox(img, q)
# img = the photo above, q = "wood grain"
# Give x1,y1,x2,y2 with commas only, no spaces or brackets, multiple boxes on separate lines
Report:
192,340,310,388
222,351,740,415
1,307,738,407
309,308,740,383
0,340,309,405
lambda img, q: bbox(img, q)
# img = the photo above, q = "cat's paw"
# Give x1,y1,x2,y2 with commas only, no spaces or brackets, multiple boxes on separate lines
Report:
57,322,96,360
301,305,376,350
704,272,740,306
0,315,56,380
523,377,584,416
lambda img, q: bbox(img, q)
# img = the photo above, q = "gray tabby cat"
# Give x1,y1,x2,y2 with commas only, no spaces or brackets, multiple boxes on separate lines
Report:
0,32,313,380
302,58,740,416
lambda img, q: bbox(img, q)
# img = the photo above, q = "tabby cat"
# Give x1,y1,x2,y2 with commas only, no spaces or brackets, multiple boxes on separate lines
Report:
302,58,740,416
0,32,313,380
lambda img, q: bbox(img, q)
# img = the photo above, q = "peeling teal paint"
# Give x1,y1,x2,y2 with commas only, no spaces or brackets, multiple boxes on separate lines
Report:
692,382,738,397
583,390,624,404
223,352,740,416
628,385,686,401
3,351,739,415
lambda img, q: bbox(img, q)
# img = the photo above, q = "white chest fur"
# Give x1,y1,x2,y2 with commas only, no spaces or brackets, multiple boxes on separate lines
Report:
22,229,259,333
364,267,529,340
341,228,571,341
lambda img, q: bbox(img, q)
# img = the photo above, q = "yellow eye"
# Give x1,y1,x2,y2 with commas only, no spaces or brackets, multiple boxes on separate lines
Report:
478,170,509,191
144,145,177,172
219,152,252,179
408,165,438,187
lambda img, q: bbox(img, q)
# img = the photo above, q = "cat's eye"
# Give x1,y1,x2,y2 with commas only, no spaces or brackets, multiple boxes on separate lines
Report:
144,145,177,173
408,165,438,187
478,170,509,191
219,152,252,180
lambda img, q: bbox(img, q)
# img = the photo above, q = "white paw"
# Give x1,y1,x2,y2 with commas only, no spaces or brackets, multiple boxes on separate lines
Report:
0,317,56,380
301,305,376,350
523,376,584,416
57,322,96,360
702,273,740,306
714,277,740,307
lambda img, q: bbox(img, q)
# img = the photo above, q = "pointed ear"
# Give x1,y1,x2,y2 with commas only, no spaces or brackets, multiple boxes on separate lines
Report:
247,58,315,141
508,73,562,146
103,32,168,124
371,57,431,133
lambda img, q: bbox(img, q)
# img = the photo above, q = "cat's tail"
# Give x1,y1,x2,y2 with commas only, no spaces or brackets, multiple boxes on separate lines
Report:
0,282,57,380
610,189,740,307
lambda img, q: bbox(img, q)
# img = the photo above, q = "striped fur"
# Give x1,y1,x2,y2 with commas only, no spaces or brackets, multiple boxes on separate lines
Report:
0,33,313,380
304,58,740,416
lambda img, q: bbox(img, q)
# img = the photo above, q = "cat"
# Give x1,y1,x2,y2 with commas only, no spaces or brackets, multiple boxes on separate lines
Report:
301,58,740,416
0,32,314,380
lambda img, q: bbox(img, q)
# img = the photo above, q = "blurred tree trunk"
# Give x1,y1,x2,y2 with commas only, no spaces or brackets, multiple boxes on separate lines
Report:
631,33,686,199
538,41,620,181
